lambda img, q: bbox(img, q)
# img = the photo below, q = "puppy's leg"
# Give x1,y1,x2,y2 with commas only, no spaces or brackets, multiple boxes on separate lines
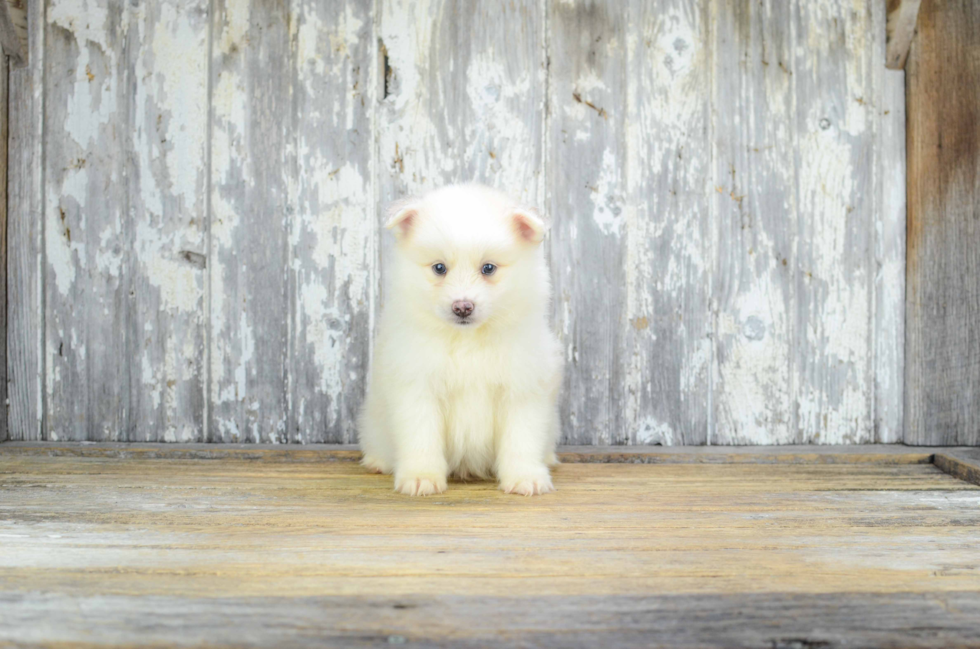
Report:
392,388,448,496
495,395,555,496
359,394,394,474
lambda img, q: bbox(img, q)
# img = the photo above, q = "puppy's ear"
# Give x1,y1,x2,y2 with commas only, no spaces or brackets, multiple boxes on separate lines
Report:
384,198,421,239
510,206,548,245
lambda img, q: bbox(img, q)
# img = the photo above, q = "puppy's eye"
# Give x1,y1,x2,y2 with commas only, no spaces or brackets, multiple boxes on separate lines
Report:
481,263,497,276
432,263,447,275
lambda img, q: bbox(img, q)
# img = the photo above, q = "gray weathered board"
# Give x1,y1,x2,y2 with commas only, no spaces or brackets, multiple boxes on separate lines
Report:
905,0,980,446
8,0,909,445
0,55,7,442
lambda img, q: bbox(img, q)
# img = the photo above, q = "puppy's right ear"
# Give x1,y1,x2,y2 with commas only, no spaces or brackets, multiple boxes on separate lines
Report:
384,199,420,240
510,206,548,245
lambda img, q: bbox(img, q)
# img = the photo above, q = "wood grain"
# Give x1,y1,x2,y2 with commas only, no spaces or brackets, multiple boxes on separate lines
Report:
208,0,292,442
0,0,26,66
934,448,980,487
792,0,880,444
711,0,796,443
905,0,980,445
548,0,627,444
0,57,7,443
43,0,132,440
4,592,980,649
876,68,907,443
6,0,42,441
376,0,546,206
624,0,711,445
287,0,376,443
0,455,978,646
129,0,210,442
40,0,209,442
0,441,941,464
885,0,922,70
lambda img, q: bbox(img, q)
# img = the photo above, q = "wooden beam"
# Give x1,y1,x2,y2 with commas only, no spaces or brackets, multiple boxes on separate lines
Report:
905,0,980,445
6,0,40,440
0,58,6,443
934,448,980,486
0,0,25,67
886,0,922,70
0,441,948,465
3,591,980,649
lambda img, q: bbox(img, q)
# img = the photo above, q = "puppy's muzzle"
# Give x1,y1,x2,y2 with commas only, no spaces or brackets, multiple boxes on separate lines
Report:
452,300,475,319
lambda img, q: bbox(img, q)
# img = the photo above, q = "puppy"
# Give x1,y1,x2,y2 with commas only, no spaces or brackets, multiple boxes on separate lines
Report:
359,184,562,496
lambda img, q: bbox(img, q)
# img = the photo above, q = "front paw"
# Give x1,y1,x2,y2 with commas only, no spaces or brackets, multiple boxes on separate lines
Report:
394,472,448,497
498,468,555,496
361,455,392,475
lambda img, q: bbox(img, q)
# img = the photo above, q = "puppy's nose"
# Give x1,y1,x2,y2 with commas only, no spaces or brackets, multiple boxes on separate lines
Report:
452,300,475,318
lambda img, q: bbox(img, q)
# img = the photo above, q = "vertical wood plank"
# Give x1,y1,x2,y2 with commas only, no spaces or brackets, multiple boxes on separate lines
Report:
0,0,27,67
624,0,711,445
905,0,980,446
377,0,545,204
875,68,906,443
6,0,42,440
793,0,878,444
44,0,134,440
548,0,627,445
1,57,7,442
287,0,375,443
209,0,291,443
885,0,921,70
129,0,210,441
41,0,209,441
711,0,796,444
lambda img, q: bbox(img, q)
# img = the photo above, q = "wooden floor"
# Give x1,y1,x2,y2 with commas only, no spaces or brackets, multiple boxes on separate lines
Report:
2,445,980,648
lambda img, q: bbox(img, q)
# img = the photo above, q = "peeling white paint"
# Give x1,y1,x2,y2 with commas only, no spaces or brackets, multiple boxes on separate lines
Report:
299,282,346,395
45,192,79,297
48,0,119,152
30,0,902,446
874,57,906,443
717,276,793,444
635,416,675,446
217,0,250,56
590,149,623,236
463,54,535,195
148,4,208,207
794,8,874,443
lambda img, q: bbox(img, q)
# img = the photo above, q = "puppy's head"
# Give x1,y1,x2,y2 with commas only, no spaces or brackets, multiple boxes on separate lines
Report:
385,184,549,330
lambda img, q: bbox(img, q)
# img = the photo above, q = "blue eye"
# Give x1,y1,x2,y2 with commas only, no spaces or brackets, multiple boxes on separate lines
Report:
432,263,447,275
481,263,497,276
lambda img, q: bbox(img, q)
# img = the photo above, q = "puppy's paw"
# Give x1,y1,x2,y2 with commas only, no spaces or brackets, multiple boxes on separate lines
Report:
361,455,392,475
499,471,555,497
394,472,448,497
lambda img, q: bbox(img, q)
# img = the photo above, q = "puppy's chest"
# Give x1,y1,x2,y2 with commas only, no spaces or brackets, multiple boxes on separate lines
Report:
435,339,511,393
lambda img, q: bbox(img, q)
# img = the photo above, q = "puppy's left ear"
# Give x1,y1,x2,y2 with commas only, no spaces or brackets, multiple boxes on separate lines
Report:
384,198,421,240
510,207,549,245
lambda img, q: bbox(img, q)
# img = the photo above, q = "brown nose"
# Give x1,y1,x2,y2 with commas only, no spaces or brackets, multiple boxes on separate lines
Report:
452,300,475,318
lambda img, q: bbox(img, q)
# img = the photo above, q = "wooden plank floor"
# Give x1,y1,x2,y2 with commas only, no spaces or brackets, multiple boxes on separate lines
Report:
2,447,980,647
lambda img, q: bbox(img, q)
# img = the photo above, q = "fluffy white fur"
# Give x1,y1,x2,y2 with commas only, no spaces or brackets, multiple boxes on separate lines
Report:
359,184,562,496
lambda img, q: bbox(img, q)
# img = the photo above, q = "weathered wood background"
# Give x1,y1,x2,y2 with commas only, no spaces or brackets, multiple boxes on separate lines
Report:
904,0,980,446
7,0,910,445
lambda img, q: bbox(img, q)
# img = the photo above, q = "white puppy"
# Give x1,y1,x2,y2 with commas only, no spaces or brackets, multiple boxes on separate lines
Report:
359,184,562,496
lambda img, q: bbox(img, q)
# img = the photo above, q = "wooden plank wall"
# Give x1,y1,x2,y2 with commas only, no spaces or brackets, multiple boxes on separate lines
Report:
6,0,909,445
905,0,980,445
6,0,42,441
0,57,6,442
